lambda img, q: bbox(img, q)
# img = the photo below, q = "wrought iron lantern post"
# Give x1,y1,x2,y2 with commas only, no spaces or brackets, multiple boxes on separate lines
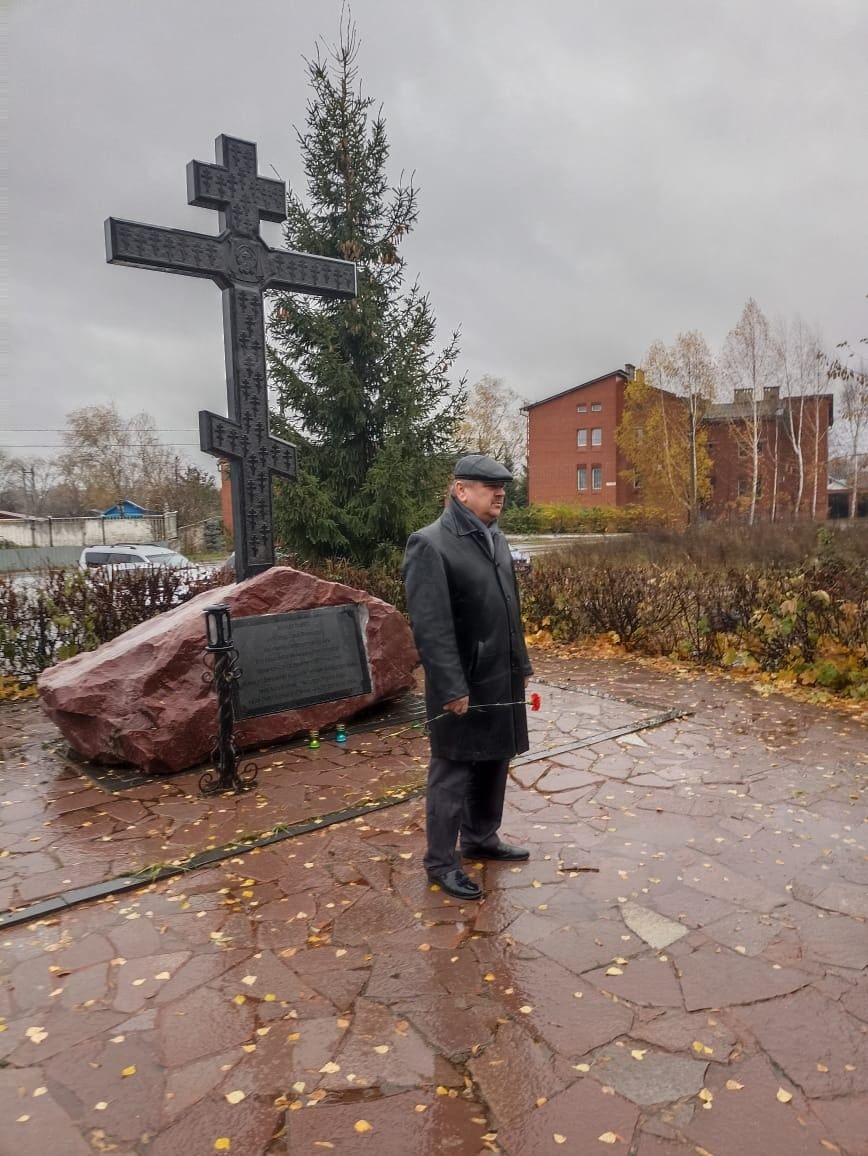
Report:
200,604,257,795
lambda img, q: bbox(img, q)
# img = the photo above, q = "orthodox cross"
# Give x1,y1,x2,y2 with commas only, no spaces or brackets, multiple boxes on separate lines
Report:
105,134,357,581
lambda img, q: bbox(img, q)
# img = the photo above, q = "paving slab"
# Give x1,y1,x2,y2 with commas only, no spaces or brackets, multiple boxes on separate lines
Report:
0,651,865,1153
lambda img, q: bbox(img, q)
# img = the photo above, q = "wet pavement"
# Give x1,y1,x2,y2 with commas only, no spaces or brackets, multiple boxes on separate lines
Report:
0,652,866,1155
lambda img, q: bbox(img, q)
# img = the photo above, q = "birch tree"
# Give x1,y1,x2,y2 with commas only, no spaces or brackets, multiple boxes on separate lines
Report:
721,299,774,524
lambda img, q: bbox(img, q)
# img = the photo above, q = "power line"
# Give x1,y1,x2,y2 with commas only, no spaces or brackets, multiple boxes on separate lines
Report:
3,428,200,433
0,443,203,449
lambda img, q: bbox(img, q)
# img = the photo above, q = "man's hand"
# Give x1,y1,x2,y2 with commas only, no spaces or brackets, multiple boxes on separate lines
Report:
443,696,470,715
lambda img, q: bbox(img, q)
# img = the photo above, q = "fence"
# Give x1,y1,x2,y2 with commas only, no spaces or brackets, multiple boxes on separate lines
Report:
0,512,178,550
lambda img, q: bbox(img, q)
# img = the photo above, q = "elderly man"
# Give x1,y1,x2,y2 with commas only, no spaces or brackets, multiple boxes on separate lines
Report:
402,454,533,901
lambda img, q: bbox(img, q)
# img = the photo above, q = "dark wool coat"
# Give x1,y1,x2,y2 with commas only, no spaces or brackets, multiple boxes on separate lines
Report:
403,498,533,761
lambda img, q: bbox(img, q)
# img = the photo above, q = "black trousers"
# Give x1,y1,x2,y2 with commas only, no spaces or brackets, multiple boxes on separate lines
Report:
423,755,510,874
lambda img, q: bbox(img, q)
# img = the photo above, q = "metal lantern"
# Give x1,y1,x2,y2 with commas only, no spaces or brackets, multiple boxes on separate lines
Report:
204,604,232,650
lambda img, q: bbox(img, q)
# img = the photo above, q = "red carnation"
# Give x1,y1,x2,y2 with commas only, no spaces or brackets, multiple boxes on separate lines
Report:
529,692,542,711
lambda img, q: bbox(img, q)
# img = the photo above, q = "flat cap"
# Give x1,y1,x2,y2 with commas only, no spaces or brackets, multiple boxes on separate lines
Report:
453,453,513,482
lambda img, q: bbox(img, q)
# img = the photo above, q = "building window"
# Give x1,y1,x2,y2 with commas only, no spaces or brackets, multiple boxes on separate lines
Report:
591,427,602,447
577,428,588,447
591,402,602,412
632,472,641,490
577,466,588,491
577,404,587,413
737,440,764,459
591,466,602,491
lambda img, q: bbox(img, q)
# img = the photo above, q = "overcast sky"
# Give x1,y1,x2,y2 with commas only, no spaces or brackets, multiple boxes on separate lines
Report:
8,0,868,473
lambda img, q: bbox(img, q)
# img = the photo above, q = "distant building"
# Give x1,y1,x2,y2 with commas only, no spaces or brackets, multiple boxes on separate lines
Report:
100,499,156,519
525,365,835,520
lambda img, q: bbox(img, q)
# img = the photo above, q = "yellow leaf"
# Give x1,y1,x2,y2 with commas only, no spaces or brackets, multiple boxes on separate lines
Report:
241,975,256,986
605,967,623,976
725,1079,744,1090
776,1087,793,1103
372,1045,390,1054
418,943,431,952
816,1063,829,1072
94,1101,108,1111
630,1049,646,1060
225,1090,246,1105
820,1140,841,1152
598,1133,619,1145
553,1135,567,1145
232,995,246,1005
214,1141,231,1152
698,1088,713,1103
353,1120,373,1133
320,1061,341,1073
121,1065,137,1077
519,1005,533,1014
484,973,495,982
573,1063,591,1072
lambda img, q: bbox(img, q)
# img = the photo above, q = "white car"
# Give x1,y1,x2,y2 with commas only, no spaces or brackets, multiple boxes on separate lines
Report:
78,544,196,572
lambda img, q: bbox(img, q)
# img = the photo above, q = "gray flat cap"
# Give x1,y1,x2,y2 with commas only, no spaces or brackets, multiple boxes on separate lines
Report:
454,453,513,482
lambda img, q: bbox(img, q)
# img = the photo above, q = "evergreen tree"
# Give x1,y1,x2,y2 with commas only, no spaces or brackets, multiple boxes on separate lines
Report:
268,20,464,563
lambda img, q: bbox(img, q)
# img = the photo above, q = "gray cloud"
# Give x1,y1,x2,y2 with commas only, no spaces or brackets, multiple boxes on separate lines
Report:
8,0,868,471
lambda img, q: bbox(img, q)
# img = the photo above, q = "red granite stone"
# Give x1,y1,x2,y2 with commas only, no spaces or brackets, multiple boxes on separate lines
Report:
158,985,256,1068
496,1074,640,1154
282,1089,489,1155
149,1091,280,1156
0,1066,92,1156
734,987,868,1097
686,1052,835,1156
585,956,685,1008
678,944,810,1010
468,1020,573,1126
38,567,418,773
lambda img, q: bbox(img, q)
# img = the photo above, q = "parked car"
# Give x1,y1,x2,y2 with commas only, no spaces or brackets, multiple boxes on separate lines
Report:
78,544,196,571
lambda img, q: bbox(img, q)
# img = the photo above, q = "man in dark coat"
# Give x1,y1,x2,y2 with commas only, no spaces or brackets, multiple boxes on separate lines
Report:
402,454,533,901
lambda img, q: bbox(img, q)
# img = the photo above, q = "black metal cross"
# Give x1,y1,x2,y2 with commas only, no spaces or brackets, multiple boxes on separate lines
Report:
105,134,357,582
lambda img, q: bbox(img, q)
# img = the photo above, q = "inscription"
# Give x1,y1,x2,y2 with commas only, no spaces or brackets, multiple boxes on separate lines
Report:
233,605,371,720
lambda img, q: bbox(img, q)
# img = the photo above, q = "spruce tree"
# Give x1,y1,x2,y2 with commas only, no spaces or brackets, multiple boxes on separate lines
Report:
268,20,464,564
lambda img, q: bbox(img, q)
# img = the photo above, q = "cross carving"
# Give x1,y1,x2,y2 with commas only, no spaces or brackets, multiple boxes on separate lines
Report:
105,134,357,581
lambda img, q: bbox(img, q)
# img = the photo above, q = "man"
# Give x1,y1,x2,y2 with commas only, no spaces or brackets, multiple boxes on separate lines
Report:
402,453,533,901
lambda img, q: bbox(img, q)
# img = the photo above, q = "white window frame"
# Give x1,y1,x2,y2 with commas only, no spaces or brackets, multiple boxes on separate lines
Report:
591,427,602,447
591,466,603,491
577,428,588,447
577,465,588,491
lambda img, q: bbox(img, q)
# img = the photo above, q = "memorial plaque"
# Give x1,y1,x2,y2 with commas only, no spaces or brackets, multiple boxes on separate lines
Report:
232,604,371,720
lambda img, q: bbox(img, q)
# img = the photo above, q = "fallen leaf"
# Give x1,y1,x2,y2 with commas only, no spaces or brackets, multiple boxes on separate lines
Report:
605,967,623,976
519,1005,534,1014
320,1061,341,1073
214,1141,231,1152
94,1101,108,1111
25,1027,48,1045
630,1049,646,1060
372,1044,390,1054
121,1065,137,1077
573,1063,591,1072
725,1079,744,1090
698,1088,713,1103
353,1120,373,1133
225,1090,246,1105
241,975,256,986
816,1063,829,1072
598,1133,619,1144
553,1135,567,1145
776,1087,793,1104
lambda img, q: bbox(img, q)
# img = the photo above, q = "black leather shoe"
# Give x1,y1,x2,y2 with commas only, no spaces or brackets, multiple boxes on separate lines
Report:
428,868,483,901
462,841,530,862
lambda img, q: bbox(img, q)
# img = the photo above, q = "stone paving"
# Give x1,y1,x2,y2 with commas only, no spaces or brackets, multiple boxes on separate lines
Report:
0,652,866,1155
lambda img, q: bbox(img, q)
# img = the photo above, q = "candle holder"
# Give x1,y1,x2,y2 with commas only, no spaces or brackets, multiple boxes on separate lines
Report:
335,723,347,744
308,729,320,749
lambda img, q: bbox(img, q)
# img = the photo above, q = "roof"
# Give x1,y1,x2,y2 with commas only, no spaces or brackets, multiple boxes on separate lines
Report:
523,369,629,412
705,392,834,425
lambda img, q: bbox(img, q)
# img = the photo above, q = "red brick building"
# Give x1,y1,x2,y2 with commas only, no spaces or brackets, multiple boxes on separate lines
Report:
526,365,834,519
525,368,635,507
